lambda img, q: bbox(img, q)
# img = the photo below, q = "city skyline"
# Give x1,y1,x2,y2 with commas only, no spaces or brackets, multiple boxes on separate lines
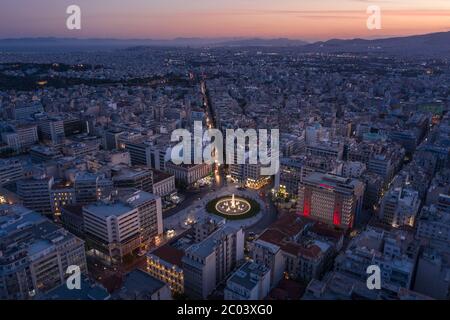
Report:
1,0,450,41
1,0,450,305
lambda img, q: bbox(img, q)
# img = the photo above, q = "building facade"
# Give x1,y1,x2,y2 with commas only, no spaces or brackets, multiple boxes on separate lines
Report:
298,173,365,229
0,205,87,299
182,225,244,299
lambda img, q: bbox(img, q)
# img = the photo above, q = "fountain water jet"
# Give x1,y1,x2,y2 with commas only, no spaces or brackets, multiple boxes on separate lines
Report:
213,194,252,216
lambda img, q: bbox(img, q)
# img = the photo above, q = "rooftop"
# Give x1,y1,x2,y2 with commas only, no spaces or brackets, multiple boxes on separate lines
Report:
61,205,83,217
149,244,184,267
228,261,270,291
43,277,110,300
303,172,363,191
122,190,159,207
0,204,46,235
186,225,240,259
84,201,135,218
114,269,167,299
153,170,173,183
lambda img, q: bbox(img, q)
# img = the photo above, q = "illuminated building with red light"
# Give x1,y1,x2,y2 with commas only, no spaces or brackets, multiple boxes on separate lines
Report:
297,173,365,230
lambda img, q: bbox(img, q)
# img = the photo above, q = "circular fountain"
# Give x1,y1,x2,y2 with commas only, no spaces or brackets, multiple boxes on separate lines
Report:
215,194,252,216
206,194,260,220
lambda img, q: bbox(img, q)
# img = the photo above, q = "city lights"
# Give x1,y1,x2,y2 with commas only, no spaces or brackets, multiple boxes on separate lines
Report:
0,0,448,308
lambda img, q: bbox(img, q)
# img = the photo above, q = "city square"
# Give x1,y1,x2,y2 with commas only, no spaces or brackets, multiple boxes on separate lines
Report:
0,0,449,308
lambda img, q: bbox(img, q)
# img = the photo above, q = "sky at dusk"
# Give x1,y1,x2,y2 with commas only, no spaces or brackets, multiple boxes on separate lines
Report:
1,0,450,41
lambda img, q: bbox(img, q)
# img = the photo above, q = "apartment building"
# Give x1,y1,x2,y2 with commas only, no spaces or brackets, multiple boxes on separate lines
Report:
50,183,75,215
152,170,176,198
1,124,38,153
83,200,141,264
166,162,211,186
334,227,419,291
224,261,271,300
182,225,244,299
121,190,163,246
74,172,113,205
147,245,185,295
83,191,162,264
379,187,420,228
298,173,365,229
0,204,87,299
38,118,65,145
0,159,23,186
16,175,54,215
112,167,153,193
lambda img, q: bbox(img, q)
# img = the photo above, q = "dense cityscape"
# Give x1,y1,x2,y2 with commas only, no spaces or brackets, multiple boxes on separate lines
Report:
1,2,450,306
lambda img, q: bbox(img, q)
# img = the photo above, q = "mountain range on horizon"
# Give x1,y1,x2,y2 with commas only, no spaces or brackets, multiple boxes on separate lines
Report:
301,31,450,57
0,37,308,48
1,31,450,56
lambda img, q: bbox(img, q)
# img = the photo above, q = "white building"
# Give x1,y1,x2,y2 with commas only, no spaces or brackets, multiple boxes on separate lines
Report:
379,187,420,228
83,190,163,263
0,204,87,299
224,261,271,300
1,124,38,153
166,162,211,186
182,225,244,299
152,170,176,197
417,195,450,245
252,239,285,288
228,150,271,189
121,190,163,246
342,161,366,178
83,200,142,264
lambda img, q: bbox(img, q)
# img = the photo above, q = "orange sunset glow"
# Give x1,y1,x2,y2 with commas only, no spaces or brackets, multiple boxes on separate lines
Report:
1,0,450,40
